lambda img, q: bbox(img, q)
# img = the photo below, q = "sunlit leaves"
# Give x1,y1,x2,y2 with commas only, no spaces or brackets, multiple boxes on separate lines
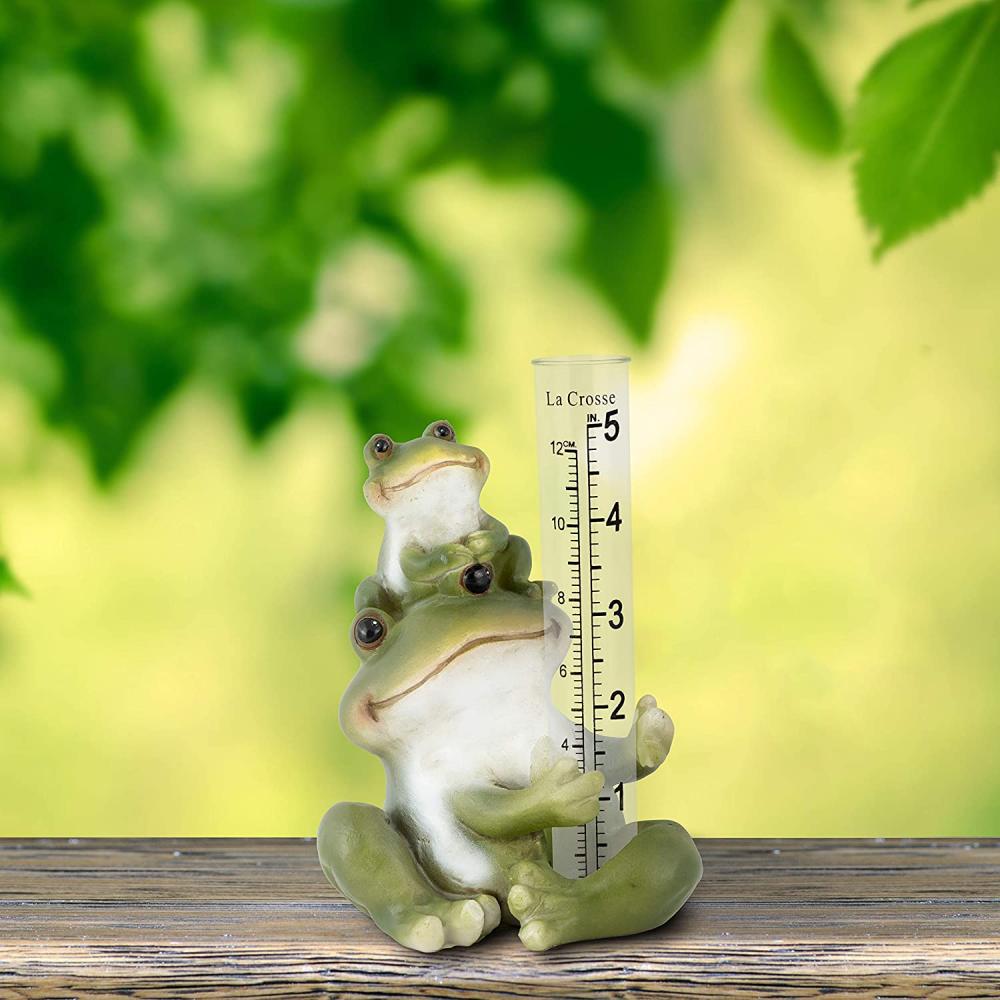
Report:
852,0,1000,256
763,15,842,156
608,0,731,83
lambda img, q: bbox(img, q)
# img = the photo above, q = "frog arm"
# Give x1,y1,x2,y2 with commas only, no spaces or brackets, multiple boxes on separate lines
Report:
464,516,509,560
400,542,474,584
594,695,675,786
452,785,558,840
452,742,603,838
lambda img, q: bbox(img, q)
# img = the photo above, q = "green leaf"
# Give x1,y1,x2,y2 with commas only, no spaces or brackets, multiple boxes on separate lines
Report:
0,557,28,598
544,65,673,340
578,180,672,343
608,0,731,83
763,15,843,156
852,0,1000,255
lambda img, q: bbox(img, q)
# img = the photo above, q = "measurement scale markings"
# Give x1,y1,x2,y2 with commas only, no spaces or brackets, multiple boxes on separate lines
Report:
563,443,590,874
585,420,610,872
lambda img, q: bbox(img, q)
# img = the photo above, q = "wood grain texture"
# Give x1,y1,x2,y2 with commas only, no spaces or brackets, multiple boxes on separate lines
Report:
1,838,997,998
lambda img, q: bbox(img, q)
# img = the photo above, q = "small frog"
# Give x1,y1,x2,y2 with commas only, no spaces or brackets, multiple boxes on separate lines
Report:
318,432,702,951
355,420,533,613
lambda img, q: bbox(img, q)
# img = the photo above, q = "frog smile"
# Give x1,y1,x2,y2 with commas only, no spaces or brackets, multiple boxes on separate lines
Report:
380,456,482,497
367,622,557,719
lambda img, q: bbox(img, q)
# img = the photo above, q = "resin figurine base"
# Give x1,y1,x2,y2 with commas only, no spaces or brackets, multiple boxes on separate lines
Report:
318,421,701,952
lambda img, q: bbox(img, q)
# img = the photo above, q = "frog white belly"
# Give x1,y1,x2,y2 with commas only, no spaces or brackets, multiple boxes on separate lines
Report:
380,637,565,895
376,466,487,596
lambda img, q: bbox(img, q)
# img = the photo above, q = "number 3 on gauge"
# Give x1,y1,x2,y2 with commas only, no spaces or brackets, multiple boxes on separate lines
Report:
608,599,624,629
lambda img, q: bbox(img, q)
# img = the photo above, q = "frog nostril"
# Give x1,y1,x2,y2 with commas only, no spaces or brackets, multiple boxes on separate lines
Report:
461,563,492,595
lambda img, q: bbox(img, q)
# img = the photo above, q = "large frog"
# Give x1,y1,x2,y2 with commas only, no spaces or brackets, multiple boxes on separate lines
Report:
355,420,533,613
318,427,702,952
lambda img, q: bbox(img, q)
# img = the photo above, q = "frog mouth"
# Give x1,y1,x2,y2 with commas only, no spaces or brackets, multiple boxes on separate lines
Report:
366,621,557,719
380,456,482,497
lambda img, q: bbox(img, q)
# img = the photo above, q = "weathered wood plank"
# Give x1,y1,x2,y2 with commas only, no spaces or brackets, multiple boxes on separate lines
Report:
1,838,997,997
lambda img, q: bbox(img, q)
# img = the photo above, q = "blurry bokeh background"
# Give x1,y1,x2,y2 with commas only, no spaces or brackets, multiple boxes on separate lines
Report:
2,0,998,836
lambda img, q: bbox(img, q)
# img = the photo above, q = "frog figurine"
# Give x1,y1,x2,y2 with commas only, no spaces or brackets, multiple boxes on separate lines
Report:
317,425,702,952
354,419,535,616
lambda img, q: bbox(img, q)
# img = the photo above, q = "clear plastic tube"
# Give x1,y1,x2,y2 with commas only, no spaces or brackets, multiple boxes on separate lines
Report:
533,356,636,877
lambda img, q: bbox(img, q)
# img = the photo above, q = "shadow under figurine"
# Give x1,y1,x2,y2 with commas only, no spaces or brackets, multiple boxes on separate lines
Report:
318,420,702,952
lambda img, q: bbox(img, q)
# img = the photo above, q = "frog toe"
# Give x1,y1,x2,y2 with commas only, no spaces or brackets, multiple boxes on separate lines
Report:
507,883,538,919
476,893,502,938
509,880,571,924
518,917,560,952
397,912,446,953
413,893,501,948
442,898,486,946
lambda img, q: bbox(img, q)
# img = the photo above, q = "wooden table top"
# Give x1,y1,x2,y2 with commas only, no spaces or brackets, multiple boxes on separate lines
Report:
1,837,997,997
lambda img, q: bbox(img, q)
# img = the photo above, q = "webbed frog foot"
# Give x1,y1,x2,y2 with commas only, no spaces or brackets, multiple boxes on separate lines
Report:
507,860,583,952
387,892,501,952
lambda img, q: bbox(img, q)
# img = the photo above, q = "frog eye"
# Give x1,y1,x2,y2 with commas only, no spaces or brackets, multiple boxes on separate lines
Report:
460,563,493,595
423,420,456,442
352,610,389,651
366,434,394,462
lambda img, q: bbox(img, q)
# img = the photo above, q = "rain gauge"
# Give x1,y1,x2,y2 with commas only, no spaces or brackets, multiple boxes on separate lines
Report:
533,356,637,878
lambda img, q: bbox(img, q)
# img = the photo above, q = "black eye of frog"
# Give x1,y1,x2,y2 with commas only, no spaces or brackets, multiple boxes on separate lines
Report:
432,422,455,441
354,615,386,649
372,435,393,458
461,563,492,595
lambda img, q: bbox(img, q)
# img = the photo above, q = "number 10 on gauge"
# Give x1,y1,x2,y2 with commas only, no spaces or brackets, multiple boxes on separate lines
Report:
533,356,637,878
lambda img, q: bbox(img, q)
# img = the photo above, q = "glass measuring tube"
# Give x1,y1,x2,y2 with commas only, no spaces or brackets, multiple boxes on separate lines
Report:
533,356,637,878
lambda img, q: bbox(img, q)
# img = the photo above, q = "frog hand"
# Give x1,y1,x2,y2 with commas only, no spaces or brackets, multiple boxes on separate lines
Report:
465,520,509,560
528,737,603,828
635,695,675,776
400,542,475,584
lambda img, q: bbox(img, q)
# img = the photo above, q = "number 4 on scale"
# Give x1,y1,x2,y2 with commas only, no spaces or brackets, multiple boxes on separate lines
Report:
605,502,622,531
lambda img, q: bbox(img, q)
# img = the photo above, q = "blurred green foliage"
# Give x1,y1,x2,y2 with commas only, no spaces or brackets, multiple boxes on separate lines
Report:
1,0,998,505
1,1,999,838
762,14,842,155
0,556,27,597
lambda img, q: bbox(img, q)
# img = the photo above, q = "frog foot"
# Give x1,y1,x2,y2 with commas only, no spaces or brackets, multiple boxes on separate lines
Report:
507,860,586,952
384,892,501,953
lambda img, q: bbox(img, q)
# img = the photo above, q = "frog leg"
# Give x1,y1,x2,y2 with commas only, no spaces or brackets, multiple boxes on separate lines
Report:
492,534,542,597
507,819,702,951
318,802,501,953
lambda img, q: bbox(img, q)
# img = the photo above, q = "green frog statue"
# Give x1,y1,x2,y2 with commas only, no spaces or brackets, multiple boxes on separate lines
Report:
318,420,702,952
